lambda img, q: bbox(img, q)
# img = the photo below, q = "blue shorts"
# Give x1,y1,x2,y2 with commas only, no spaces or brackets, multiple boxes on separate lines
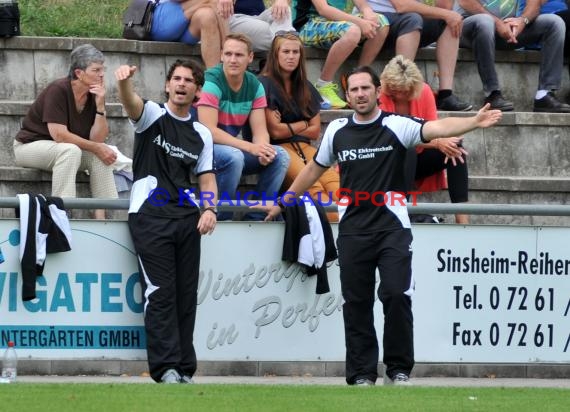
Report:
150,2,200,44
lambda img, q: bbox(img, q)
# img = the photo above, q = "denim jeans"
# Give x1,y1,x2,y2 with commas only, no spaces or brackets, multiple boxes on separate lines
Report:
460,13,565,94
214,144,290,220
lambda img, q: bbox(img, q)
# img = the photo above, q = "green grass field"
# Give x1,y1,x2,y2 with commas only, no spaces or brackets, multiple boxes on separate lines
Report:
19,0,127,38
17,0,272,38
0,384,569,411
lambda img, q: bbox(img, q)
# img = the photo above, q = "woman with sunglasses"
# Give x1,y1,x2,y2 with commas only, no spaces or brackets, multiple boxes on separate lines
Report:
379,55,470,224
259,31,340,220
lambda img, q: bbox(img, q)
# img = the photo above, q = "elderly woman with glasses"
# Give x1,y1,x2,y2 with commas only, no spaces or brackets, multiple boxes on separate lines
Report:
379,55,470,224
258,31,340,220
13,44,118,219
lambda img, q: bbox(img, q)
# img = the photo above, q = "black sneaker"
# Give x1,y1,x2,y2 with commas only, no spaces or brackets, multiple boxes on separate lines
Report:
484,90,514,111
533,92,570,113
436,94,472,111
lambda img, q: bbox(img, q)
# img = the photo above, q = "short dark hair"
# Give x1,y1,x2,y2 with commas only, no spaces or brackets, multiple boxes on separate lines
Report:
345,66,381,89
166,59,205,87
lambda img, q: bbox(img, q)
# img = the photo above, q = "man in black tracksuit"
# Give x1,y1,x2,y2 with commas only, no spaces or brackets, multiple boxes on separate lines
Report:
257,66,502,385
115,60,218,384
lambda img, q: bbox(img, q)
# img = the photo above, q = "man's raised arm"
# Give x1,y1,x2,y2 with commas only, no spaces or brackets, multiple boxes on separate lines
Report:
115,65,144,121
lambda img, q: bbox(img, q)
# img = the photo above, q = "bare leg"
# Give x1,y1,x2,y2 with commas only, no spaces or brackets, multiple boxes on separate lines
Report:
320,26,361,81
435,26,459,91
395,31,420,60
358,26,389,66
188,7,221,68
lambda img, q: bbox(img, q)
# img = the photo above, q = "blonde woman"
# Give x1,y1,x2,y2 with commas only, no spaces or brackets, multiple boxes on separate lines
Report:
379,55,469,223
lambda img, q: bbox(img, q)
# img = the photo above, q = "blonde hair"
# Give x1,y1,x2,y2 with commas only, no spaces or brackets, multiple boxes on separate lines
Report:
380,55,424,100
224,33,254,54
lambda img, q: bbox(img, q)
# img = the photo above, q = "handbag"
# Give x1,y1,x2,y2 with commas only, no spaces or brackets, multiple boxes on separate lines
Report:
0,0,20,38
122,0,158,41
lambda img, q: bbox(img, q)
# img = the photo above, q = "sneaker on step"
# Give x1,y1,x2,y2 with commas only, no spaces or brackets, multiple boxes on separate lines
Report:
160,368,181,384
180,374,195,384
316,82,348,109
383,372,411,386
533,92,570,113
436,94,472,111
484,90,514,111
354,378,375,386
320,97,332,110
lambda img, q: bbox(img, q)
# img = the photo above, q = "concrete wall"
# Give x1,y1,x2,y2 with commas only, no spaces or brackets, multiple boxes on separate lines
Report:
2,37,567,109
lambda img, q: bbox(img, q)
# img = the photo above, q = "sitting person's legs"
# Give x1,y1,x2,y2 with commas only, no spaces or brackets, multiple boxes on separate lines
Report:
420,19,472,111
152,2,222,68
229,14,273,52
81,151,118,220
516,14,565,92
241,145,289,220
300,17,365,108
258,7,295,34
82,151,118,199
151,2,199,44
460,14,515,111
280,142,339,221
214,144,245,220
382,12,422,56
14,140,81,197
187,6,223,68
554,9,570,79
415,148,469,223
500,14,569,112
229,8,294,53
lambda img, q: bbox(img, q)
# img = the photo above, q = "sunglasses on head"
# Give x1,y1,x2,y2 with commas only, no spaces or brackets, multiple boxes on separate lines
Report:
275,30,300,38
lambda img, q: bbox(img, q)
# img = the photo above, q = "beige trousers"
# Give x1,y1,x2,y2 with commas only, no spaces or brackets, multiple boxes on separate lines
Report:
13,140,118,199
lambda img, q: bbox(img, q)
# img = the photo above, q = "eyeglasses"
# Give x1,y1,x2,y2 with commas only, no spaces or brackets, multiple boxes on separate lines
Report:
275,30,300,38
85,66,106,75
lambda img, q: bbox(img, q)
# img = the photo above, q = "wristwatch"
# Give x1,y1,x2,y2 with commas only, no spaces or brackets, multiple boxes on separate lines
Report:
522,16,530,25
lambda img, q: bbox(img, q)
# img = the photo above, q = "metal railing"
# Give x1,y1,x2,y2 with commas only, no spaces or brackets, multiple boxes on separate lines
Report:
2,197,570,216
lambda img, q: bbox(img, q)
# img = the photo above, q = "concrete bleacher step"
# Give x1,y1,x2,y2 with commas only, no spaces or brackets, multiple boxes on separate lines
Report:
1,37,569,224
2,37,568,111
3,103,570,179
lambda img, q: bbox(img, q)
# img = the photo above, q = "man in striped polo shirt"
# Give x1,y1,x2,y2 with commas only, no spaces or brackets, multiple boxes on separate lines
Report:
197,33,290,220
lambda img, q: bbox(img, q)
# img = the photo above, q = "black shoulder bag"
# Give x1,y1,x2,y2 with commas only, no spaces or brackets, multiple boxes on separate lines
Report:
122,0,158,41
0,0,20,38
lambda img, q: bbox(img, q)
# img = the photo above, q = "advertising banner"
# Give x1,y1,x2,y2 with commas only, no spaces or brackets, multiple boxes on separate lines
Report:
1,220,569,363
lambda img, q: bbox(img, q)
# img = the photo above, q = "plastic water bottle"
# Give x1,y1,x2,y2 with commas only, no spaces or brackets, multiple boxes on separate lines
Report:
1,341,17,383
